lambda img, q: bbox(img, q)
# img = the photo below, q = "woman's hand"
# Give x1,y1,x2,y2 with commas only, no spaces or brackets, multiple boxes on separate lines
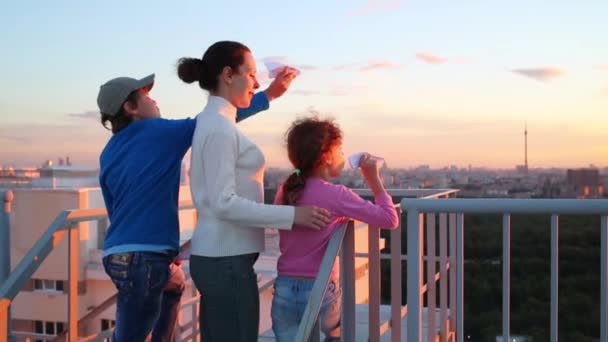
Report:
294,206,331,230
264,67,298,101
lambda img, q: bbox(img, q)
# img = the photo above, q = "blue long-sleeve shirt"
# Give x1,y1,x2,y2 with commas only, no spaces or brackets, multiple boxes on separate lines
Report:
100,92,269,256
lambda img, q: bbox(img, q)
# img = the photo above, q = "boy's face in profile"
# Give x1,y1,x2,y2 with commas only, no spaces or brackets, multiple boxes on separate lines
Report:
127,88,161,120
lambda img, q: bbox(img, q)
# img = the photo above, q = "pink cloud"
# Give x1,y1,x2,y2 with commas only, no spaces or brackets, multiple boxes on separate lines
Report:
291,90,321,96
511,67,565,81
0,123,108,167
415,52,448,65
68,110,99,120
359,60,402,72
332,63,360,71
349,0,402,16
597,64,608,70
328,85,366,96
259,57,318,76
261,56,288,64
296,64,318,71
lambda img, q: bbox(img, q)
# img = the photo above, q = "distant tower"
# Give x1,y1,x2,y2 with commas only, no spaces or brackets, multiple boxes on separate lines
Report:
524,122,528,173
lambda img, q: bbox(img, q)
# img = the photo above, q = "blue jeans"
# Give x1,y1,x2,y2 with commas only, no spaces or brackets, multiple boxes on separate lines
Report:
103,251,185,342
189,253,260,342
271,275,341,342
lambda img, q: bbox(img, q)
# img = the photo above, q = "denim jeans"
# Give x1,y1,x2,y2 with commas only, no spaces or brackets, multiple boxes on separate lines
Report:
189,253,260,342
271,275,341,342
102,251,185,342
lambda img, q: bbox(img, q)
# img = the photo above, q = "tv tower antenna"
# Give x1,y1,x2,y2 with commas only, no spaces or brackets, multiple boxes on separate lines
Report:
524,122,528,173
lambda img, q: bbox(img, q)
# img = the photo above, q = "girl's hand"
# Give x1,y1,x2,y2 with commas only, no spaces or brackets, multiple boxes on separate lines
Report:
359,153,380,181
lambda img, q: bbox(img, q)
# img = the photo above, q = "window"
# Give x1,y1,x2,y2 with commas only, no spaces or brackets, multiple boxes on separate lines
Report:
56,280,64,291
45,322,55,335
32,279,64,292
101,319,116,331
33,320,64,342
34,320,43,333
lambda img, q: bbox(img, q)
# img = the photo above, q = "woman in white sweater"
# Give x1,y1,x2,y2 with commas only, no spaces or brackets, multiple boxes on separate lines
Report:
177,41,330,342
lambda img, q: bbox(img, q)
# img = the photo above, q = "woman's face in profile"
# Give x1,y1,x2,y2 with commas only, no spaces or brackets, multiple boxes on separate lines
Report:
229,52,260,108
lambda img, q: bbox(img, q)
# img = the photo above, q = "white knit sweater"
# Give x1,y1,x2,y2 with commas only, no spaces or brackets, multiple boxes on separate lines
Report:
189,96,294,257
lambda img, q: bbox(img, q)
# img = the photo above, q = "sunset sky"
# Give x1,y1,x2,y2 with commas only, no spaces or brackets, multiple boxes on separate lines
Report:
1,0,607,169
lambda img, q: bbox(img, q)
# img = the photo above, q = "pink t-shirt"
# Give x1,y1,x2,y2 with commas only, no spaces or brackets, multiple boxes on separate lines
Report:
275,178,399,278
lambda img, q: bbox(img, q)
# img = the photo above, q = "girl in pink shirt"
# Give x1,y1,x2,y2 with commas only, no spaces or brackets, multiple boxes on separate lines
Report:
271,117,399,341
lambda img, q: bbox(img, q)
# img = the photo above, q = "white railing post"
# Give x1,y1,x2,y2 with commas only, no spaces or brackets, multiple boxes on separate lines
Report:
390,208,402,342
341,221,356,342
407,209,423,342
439,213,448,342
426,213,436,342
550,215,559,342
601,215,607,342
449,214,456,335
369,225,381,342
455,213,464,342
68,223,80,342
502,214,511,342
0,191,17,342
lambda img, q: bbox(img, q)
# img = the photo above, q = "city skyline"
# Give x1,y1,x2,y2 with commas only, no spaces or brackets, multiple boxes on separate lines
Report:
1,1,607,168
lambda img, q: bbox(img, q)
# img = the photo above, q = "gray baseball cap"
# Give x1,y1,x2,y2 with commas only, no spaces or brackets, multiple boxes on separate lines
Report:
97,74,155,116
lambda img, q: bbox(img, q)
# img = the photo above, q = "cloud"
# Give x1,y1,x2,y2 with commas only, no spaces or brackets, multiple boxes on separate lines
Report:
348,0,402,16
295,64,318,71
291,90,321,96
262,56,288,63
510,67,565,81
359,60,402,72
259,57,318,77
290,86,365,97
332,63,360,71
415,52,448,65
351,113,480,135
68,110,99,120
596,64,608,70
0,134,32,144
0,123,108,167
328,85,366,96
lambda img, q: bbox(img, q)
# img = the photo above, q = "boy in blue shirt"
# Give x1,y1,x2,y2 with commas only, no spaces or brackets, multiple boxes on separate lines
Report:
96,69,296,341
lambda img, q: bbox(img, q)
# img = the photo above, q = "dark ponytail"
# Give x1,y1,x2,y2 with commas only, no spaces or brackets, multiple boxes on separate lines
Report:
176,58,203,84
177,41,251,92
280,116,343,205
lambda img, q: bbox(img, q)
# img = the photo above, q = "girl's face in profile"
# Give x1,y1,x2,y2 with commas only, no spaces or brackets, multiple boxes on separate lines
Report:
324,142,345,178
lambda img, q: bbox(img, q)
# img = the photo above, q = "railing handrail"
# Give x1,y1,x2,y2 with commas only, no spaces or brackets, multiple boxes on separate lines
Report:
294,220,350,341
0,202,195,303
402,198,608,214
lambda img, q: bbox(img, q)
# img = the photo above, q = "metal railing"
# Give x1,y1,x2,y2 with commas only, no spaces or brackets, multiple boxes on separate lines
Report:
400,198,608,342
296,191,456,342
0,192,196,342
1,188,460,342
